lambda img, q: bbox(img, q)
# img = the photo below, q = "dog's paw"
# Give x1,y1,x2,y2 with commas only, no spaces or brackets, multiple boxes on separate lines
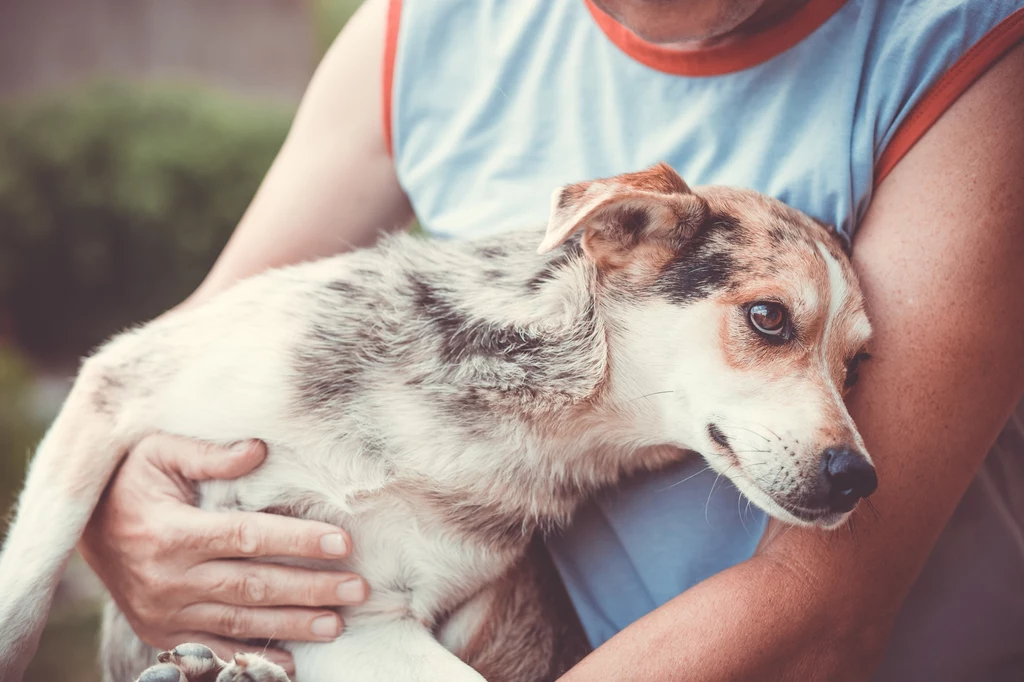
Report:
213,652,291,682
136,642,290,682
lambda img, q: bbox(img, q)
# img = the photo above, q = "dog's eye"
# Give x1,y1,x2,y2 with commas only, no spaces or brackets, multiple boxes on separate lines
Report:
747,302,791,340
844,351,871,389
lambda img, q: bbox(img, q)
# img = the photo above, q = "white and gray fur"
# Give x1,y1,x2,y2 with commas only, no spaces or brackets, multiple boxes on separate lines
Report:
0,164,874,682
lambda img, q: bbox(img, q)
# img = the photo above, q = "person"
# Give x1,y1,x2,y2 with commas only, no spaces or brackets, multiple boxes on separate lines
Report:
79,0,1024,679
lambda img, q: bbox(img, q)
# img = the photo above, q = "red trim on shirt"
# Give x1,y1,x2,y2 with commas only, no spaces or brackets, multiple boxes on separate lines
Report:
382,0,402,157
584,0,847,77
874,7,1024,187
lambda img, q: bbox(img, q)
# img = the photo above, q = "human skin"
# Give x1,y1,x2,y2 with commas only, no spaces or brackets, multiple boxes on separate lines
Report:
591,0,807,45
80,0,1024,677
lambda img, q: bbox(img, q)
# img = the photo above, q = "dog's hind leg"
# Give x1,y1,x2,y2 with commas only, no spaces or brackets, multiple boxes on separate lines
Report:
102,600,161,682
439,537,592,682
0,350,148,680
291,619,488,682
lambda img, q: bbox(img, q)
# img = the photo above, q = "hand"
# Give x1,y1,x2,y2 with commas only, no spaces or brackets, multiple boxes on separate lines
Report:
80,434,368,675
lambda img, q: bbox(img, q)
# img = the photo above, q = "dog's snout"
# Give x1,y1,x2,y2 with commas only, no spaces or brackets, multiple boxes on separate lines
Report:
818,446,876,513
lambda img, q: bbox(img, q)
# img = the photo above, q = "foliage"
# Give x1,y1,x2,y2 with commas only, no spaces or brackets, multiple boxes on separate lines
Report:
0,347,103,682
0,84,292,364
0,346,42,525
311,0,366,58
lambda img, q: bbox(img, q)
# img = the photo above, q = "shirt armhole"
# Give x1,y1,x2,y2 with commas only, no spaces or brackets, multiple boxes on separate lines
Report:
874,7,1024,188
382,0,402,157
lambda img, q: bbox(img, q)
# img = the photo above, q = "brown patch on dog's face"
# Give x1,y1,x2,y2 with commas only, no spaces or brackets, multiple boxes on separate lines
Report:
567,167,875,528
671,189,873,526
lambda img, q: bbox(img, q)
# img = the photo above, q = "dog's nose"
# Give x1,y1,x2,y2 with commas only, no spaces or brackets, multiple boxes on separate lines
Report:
819,446,876,513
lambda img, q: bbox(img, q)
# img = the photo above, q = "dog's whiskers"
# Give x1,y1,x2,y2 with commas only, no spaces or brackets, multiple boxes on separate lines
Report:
624,389,676,404
716,420,771,443
722,418,785,444
737,491,754,536
658,464,713,491
705,464,734,525
846,513,860,543
261,632,277,658
761,519,785,547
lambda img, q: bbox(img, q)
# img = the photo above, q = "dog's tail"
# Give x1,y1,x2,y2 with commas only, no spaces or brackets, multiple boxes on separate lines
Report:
0,351,145,681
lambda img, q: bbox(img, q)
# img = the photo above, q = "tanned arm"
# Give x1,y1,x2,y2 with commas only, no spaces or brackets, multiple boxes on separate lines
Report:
190,0,412,304
561,41,1024,682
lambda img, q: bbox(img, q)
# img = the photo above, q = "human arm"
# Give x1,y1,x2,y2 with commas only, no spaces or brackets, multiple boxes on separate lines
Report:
560,41,1024,682
79,0,411,669
189,0,412,304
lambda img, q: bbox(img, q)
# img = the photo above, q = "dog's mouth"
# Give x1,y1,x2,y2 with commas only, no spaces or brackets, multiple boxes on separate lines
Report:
776,503,847,528
707,423,731,450
704,423,853,530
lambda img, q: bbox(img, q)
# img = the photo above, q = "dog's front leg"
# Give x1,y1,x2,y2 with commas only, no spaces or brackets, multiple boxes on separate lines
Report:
290,618,488,682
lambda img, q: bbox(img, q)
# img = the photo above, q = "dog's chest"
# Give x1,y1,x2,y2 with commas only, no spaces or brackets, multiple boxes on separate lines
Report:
199,468,521,626
343,492,521,622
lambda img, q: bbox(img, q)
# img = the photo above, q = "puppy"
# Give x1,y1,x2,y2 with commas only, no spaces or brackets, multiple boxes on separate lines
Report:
0,163,875,682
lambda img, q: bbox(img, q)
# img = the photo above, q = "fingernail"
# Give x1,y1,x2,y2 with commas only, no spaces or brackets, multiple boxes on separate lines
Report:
337,578,366,603
320,533,348,556
231,440,253,454
311,614,340,638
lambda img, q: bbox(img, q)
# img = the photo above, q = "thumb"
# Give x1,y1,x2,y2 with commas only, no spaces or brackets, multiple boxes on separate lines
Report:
139,433,268,482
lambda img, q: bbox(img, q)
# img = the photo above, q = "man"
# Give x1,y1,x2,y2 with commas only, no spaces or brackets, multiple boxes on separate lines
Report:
81,0,1024,679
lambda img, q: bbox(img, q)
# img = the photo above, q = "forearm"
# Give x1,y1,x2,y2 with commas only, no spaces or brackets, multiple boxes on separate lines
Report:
563,42,1024,682
189,0,411,306
560,551,882,682
565,350,1021,682
560,366,1011,682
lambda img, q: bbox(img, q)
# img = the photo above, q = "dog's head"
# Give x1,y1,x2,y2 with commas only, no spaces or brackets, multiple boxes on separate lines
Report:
542,163,874,528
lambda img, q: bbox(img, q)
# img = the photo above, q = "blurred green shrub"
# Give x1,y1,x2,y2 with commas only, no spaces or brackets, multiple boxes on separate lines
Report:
0,345,102,682
312,0,366,57
0,84,291,364
0,346,42,527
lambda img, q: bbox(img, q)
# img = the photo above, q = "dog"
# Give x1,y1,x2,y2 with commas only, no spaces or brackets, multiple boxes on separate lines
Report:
0,163,876,682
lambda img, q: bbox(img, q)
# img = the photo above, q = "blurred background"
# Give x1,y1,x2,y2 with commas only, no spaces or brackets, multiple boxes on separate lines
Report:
0,1,363,678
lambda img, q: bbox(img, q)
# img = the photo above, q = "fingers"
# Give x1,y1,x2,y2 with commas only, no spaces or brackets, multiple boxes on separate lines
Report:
135,434,268,482
186,509,353,561
176,604,343,643
192,561,368,607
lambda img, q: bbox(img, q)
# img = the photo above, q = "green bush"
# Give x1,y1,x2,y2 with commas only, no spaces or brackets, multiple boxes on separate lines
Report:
0,84,292,364
0,346,43,526
312,0,366,57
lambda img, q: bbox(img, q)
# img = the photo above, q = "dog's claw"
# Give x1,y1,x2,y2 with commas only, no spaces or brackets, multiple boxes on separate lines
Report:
136,643,290,682
137,663,186,682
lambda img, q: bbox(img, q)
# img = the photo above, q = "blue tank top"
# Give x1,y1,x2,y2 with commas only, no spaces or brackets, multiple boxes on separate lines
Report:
386,1,1024,678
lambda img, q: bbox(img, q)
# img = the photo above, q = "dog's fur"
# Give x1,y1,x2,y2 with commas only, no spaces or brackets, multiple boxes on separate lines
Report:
0,164,874,682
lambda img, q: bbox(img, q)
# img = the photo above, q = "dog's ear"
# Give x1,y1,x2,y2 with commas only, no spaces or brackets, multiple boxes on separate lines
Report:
538,163,708,264
811,217,852,256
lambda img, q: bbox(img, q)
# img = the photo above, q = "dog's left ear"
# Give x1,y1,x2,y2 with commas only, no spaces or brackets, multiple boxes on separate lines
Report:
538,163,708,263
812,218,852,256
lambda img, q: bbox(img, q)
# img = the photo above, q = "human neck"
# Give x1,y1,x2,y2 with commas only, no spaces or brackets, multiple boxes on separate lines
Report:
661,0,812,50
